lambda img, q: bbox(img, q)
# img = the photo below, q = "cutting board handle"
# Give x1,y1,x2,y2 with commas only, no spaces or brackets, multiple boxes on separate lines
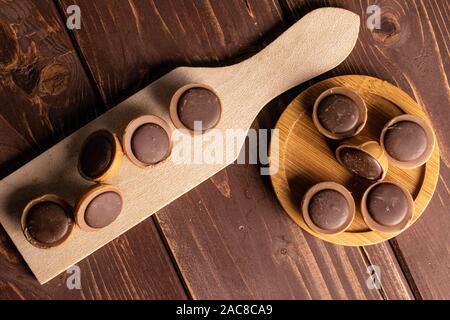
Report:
238,7,360,107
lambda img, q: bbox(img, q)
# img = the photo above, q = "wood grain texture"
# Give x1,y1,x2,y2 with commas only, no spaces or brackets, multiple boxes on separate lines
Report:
0,221,187,299
0,0,98,177
361,243,413,300
0,0,185,299
0,6,360,284
2,0,446,299
271,75,439,246
54,0,414,299
282,0,449,299
57,0,287,107
157,162,384,299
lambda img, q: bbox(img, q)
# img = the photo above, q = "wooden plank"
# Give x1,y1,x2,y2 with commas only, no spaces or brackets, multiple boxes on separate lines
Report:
56,0,414,299
391,0,450,299
282,0,450,299
360,243,413,300
0,0,186,299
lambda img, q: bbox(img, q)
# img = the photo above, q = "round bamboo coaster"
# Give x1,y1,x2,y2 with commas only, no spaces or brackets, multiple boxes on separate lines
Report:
270,75,440,246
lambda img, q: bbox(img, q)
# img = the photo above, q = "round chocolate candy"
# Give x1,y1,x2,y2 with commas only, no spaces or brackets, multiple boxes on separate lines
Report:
301,182,355,235
336,136,389,182
171,84,222,132
317,94,360,134
21,195,74,249
367,183,408,226
339,147,383,180
177,87,221,131
308,189,350,230
313,87,367,140
84,191,123,229
75,184,123,231
361,181,414,233
79,130,122,181
131,123,170,165
380,115,435,169
383,121,427,161
123,115,172,168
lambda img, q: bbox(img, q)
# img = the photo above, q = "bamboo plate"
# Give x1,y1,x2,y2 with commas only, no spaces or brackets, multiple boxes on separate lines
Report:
270,75,440,246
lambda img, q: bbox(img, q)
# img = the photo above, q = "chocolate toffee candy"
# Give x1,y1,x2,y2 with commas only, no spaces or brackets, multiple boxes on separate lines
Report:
361,182,414,233
318,95,359,134
75,184,123,231
309,190,349,230
384,121,427,161
313,87,367,139
84,191,122,229
78,130,123,181
131,123,170,165
381,115,435,168
336,136,388,181
178,87,221,131
21,195,74,249
170,84,222,133
123,115,172,168
368,184,408,226
339,148,382,180
301,182,355,235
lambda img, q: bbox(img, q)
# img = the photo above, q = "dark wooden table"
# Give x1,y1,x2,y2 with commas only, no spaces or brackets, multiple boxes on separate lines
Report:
0,0,448,300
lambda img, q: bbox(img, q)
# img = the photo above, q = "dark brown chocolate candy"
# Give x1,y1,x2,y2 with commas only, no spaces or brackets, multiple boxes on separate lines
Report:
317,94,360,134
84,191,123,229
367,183,408,226
131,123,170,165
308,189,350,230
339,147,383,180
177,87,221,131
383,121,427,161
79,131,114,179
26,201,72,246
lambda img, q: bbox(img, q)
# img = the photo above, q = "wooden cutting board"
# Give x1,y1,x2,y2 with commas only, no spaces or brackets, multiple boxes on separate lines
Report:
0,8,359,284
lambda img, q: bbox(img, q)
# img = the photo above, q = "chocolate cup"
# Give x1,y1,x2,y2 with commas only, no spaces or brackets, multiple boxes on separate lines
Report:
361,181,414,233
75,184,123,232
380,114,435,169
78,129,123,182
312,87,367,140
336,136,389,181
21,194,74,249
122,115,172,168
301,181,355,235
170,83,222,134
